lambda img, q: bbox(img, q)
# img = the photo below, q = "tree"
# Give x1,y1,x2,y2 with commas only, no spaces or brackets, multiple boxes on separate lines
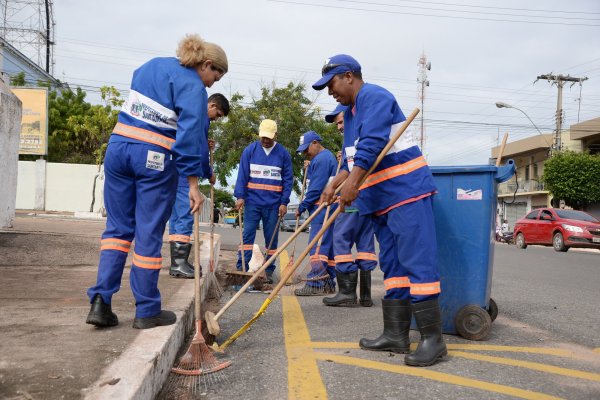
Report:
210,82,341,193
198,184,235,208
10,72,26,86
542,151,600,209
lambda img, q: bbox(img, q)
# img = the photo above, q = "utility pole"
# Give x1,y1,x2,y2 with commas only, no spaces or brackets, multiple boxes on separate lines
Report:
536,74,588,154
417,53,431,153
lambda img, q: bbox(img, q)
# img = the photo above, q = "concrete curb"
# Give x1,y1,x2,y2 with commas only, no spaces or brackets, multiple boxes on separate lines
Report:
82,279,196,400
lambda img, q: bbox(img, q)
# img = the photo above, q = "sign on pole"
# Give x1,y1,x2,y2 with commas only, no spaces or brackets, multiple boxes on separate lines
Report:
11,87,49,156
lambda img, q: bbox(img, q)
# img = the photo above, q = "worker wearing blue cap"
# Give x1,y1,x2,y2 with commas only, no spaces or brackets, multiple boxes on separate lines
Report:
315,54,446,367
322,104,378,308
294,131,338,295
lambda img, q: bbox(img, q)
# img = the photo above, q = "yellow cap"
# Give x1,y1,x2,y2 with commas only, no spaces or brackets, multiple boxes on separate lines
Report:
258,119,277,139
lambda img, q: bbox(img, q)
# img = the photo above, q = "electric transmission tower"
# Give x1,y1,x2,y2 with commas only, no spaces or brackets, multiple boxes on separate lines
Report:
417,53,431,152
1,0,55,74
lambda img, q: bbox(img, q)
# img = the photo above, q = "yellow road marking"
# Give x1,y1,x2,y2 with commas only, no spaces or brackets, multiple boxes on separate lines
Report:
314,352,562,400
594,348,600,354
282,295,327,400
452,351,600,382
310,341,571,356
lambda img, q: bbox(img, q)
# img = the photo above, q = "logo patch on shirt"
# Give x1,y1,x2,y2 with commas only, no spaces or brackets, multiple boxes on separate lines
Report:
146,150,165,171
250,164,282,180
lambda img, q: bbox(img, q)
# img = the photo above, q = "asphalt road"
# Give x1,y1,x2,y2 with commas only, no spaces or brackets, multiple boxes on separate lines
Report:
183,237,600,400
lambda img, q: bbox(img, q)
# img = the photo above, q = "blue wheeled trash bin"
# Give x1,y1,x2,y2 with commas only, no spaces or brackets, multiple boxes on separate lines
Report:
425,160,515,340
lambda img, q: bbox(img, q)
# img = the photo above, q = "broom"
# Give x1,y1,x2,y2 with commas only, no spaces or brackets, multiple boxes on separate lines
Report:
170,211,231,393
291,152,344,294
217,108,420,350
206,147,223,300
225,209,253,286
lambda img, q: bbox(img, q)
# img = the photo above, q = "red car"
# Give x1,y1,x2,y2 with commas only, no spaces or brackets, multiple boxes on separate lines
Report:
513,208,600,252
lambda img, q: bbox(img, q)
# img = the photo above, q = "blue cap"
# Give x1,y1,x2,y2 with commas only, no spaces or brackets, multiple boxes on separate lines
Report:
297,130,322,153
325,103,348,123
312,54,361,90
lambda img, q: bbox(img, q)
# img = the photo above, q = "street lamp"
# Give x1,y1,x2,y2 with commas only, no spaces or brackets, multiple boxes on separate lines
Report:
495,102,546,137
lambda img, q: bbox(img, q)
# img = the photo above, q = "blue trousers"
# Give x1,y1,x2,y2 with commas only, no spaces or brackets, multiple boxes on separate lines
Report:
333,211,377,273
372,196,440,303
236,204,280,273
168,176,193,242
306,205,337,288
87,142,177,318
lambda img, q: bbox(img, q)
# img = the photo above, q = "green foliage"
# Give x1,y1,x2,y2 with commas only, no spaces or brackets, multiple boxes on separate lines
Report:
10,72,26,86
542,151,600,208
198,184,236,208
210,82,341,193
48,86,121,164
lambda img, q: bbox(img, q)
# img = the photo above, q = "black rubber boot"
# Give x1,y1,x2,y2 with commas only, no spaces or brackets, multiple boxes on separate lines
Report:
359,270,373,307
169,241,196,279
404,298,447,367
359,299,411,353
132,310,177,329
86,294,118,327
265,270,274,284
323,271,358,306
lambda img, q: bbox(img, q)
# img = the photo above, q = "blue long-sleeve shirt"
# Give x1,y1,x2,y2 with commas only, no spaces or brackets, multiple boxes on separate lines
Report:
234,141,293,208
110,57,210,179
298,149,337,215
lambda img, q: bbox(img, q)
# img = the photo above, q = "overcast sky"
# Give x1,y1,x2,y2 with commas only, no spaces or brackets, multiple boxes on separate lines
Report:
51,0,600,171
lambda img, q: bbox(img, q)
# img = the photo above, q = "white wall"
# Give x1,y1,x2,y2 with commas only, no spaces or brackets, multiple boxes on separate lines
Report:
0,79,22,228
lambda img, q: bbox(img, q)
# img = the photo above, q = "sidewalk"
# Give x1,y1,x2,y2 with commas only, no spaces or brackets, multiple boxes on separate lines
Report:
0,214,233,400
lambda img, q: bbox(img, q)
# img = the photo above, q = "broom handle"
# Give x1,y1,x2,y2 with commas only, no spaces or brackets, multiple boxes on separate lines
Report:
264,215,282,260
238,211,245,272
314,151,343,253
291,165,308,258
218,108,420,322
495,133,508,167
219,109,420,349
194,211,201,321
209,147,215,272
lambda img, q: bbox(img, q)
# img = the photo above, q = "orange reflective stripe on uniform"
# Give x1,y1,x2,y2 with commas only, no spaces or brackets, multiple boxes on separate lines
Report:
356,252,377,261
132,252,163,270
247,182,283,192
100,238,132,253
384,276,411,290
360,156,427,190
310,254,328,262
238,244,254,251
267,249,277,255
327,259,336,266
410,281,441,295
334,254,354,263
169,234,190,243
113,122,175,150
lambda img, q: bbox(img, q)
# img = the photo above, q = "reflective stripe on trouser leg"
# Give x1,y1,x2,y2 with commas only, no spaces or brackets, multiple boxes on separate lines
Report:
372,213,410,300
130,142,177,318
260,206,280,274
236,204,259,271
307,204,336,287
168,176,193,241
88,142,137,305
333,211,358,273
386,196,440,303
355,213,377,272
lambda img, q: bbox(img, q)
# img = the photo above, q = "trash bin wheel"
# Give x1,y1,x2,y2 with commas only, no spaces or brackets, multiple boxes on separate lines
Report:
487,298,498,322
455,304,492,341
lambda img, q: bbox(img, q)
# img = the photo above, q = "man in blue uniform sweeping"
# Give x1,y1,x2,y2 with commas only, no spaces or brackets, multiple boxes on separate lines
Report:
167,93,230,279
293,130,338,296
234,119,293,283
322,104,378,307
315,54,447,366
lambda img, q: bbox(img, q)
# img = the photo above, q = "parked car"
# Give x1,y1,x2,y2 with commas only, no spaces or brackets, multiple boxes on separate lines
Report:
280,212,309,232
513,208,600,252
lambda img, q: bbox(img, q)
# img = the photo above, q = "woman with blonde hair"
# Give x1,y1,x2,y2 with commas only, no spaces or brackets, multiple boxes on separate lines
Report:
86,35,227,329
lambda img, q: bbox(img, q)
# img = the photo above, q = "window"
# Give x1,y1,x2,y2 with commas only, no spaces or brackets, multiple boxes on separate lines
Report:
525,210,539,220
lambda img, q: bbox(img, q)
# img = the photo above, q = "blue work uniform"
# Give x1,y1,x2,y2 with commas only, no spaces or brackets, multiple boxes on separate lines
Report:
87,57,211,318
234,141,293,273
344,83,439,303
297,149,338,288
